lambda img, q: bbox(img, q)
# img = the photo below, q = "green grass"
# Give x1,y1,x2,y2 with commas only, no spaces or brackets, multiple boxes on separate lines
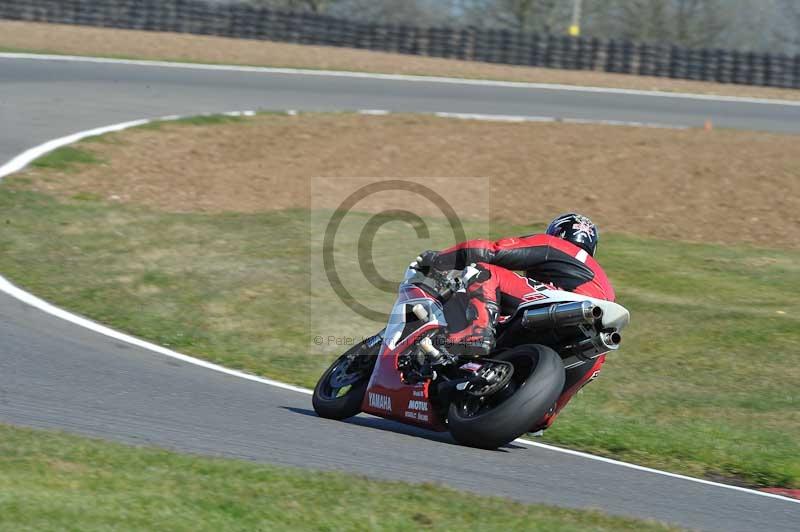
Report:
0,424,679,532
0,181,797,490
30,146,102,171
134,113,248,131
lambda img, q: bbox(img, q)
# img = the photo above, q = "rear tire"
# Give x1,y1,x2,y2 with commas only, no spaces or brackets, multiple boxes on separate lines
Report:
448,344,565,449
312,341,377,420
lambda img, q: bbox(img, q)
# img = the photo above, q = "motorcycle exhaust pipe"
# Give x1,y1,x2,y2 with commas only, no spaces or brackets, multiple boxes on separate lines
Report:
573,330,622,358
522,301,602,329
602,331,622,349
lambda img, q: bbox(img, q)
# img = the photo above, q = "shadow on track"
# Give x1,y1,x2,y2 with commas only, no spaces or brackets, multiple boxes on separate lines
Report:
282,407,527,452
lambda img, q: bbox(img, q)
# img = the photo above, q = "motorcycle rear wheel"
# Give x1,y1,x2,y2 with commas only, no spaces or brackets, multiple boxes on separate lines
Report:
312,340,378,420
447,344,565,450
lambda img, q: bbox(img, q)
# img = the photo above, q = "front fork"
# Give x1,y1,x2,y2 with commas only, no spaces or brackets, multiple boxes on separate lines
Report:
343,329,384,376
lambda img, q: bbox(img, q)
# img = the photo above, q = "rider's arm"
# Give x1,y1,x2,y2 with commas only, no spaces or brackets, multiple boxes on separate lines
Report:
431,234,615,300
433,235,552,271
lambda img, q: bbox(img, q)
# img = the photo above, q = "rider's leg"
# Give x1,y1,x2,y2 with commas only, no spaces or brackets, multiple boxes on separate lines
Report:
442,264,498,356
443,263,535,357
530,354,606,432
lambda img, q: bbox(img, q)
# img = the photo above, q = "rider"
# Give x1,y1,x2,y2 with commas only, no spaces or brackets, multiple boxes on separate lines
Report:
418,213,615,433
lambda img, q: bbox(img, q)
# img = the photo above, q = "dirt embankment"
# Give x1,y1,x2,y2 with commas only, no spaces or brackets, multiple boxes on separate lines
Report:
12,113,800,249
2,20,800,102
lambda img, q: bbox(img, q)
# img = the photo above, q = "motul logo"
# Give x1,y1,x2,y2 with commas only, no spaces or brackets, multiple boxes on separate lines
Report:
407,400,428,412
368,392,392,411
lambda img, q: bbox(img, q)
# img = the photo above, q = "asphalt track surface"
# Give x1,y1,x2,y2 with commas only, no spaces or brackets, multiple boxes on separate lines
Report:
1,55,799,531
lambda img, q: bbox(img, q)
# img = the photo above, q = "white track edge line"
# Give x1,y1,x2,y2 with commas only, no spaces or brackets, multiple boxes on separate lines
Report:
0,110,798,507
0,274,312,396
2,52,800,107
513,439,800,504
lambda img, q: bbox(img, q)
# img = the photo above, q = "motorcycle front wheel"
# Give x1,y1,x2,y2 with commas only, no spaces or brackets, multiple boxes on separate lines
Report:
447,344,565,450
312,340,378,420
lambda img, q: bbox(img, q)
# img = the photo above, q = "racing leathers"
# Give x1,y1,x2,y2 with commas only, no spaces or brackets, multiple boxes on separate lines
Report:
428,233,616,431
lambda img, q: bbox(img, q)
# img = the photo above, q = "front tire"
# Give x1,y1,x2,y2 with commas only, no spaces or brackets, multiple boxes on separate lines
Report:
448,344,565,449
312,341,377,420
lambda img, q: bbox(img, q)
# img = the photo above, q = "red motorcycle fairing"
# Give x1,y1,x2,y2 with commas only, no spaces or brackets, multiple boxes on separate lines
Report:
360,285,448,431
361,335,447,431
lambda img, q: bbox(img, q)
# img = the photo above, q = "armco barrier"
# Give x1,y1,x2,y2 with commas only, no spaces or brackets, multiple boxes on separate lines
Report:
1,0,798,89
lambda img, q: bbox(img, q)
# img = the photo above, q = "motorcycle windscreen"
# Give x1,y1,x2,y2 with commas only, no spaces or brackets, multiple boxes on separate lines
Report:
383,295,447,351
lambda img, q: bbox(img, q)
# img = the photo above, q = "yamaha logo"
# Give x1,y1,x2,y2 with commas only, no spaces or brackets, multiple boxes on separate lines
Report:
368,392,392,411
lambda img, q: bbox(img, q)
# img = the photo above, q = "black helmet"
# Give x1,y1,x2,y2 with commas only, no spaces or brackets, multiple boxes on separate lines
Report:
546,213,599,256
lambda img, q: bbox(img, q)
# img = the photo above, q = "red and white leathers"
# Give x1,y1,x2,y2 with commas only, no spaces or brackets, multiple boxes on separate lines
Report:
432,234,616,431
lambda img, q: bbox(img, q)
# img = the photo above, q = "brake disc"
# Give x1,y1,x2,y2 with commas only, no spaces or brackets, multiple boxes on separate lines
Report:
329,357,364,388
467,361,514,397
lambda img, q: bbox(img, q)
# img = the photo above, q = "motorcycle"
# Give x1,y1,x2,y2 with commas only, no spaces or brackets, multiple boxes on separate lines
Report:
312,262,630,449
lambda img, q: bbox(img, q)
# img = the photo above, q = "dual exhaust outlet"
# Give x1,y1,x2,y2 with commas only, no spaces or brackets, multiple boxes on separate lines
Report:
522,301,622,353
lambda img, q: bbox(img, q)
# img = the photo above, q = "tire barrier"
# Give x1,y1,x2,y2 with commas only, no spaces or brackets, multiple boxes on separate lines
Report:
2,0,798,90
